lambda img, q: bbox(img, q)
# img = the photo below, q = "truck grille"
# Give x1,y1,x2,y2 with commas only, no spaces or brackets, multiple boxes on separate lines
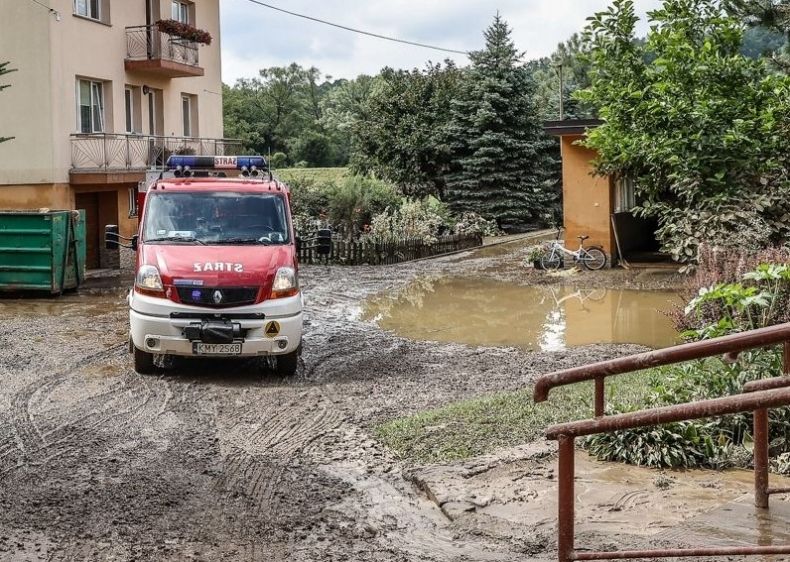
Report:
176,287,259,308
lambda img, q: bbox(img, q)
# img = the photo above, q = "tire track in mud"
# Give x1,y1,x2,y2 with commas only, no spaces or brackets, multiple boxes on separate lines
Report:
206,389,345,546
0,343,168,476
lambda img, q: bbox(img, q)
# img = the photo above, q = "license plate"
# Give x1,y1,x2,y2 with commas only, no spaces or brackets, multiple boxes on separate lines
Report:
192,343,242,355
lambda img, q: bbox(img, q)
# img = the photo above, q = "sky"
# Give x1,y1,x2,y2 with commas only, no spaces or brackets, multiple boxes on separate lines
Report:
219,0,664,84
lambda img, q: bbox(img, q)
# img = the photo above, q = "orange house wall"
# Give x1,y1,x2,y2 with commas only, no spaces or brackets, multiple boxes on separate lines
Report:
560,136,615,258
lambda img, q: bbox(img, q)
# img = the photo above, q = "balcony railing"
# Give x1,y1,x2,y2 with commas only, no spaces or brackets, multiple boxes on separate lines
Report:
70,133,243,172
125,25,202,76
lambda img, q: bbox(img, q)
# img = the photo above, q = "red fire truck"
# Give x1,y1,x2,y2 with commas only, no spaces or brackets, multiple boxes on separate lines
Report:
107,156,303,376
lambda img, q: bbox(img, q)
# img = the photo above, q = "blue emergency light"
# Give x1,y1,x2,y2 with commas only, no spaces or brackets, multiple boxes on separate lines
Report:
166,155,268,171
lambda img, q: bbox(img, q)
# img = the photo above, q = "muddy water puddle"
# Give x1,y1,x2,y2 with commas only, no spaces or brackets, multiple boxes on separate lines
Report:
361,276,681,350
424,450,790,541
0,291,127,318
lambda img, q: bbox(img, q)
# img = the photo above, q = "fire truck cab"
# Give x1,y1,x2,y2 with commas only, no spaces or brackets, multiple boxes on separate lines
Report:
107,156,302,376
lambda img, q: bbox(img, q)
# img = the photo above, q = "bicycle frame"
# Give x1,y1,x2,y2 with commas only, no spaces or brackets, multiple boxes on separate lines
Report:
546,241,584,262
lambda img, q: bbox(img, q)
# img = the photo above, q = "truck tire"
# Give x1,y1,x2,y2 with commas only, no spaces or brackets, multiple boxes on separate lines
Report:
133,346,157,375
276,345,301,377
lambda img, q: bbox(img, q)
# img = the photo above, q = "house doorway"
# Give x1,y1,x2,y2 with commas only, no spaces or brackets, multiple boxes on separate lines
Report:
75,191,119,269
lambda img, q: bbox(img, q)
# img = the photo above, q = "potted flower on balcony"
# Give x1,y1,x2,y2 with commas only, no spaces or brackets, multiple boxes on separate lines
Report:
155,20,212,45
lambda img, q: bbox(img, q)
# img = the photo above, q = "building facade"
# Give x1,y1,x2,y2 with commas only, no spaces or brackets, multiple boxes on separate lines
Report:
0,0,237,268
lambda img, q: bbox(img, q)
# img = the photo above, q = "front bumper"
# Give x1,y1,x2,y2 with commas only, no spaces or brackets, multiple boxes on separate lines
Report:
129,290,303,357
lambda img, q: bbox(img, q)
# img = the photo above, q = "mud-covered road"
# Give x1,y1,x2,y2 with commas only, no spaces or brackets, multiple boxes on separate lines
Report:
0,240,681,561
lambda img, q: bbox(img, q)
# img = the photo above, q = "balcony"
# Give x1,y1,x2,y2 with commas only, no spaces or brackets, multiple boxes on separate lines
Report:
70,133,243,181
125,26,204,78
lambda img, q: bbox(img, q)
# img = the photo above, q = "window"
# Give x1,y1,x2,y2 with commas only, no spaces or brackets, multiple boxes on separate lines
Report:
77,79,104,133
171,1,190,23
124,88,134,133
182,95,192,137
615,177,636,213
74,0,100,20
143,192,290,245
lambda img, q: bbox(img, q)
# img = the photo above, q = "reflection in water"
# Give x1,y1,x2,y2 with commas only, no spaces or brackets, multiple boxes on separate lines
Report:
361,277,682,351
0,292,126,318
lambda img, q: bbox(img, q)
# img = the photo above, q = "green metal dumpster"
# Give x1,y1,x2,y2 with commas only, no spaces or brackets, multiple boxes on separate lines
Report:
0,210,86,293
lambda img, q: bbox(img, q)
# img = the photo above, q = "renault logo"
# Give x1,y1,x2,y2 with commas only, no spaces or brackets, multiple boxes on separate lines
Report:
212,290,223,304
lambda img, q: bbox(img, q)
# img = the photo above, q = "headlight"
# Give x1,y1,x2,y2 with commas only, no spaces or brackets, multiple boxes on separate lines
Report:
271,266,298,299
135,265,164,295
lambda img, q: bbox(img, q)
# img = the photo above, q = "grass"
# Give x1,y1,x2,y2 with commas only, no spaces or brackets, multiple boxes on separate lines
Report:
274,167,349,185
374,372,652,464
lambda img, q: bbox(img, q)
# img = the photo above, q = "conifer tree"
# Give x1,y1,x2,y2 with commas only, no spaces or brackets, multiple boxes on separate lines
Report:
1,62,17,144
445,16,559,231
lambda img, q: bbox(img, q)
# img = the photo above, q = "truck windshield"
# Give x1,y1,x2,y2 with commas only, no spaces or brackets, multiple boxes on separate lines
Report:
143,192,290,245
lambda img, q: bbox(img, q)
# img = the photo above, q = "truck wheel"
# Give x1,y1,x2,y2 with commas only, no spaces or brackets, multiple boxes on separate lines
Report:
276,346,301,377
133,346,157,375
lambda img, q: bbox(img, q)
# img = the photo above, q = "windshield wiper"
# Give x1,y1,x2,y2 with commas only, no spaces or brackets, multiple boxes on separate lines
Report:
216,237,272,245
146,236,207,245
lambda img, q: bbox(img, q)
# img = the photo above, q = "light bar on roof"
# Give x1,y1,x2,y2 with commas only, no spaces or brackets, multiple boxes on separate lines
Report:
166,155,268,170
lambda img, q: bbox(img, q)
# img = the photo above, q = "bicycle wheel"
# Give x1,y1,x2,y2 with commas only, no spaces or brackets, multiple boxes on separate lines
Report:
541,251,563,271
581,247,607,270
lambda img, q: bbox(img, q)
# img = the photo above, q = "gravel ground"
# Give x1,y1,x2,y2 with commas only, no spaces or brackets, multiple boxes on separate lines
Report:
0,240,685,561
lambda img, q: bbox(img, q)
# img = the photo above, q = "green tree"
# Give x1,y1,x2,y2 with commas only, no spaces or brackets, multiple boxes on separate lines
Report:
445,16,559,231
223,63,342,165
320,75,376,167
725,0,790,68
578,0,790,263
529,33,595,120
351,62,463,199
1,61,17,144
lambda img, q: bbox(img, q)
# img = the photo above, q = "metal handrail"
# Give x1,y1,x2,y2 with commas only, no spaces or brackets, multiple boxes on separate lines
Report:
549,387,790,561
533,321,790,415
70,133,244,172
547,387,790,439
536,323,790,561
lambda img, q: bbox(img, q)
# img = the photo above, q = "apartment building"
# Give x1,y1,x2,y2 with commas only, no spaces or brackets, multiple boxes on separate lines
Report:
0,0,237,268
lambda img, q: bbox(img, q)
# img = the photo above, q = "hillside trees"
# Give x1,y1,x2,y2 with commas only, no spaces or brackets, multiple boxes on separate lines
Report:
445,16,559,231
223,63,348,166
529,34,594,120
726,0,790,68
578,0,790,263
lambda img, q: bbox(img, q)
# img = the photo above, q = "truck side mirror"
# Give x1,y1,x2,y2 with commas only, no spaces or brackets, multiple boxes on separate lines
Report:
105,225,119,250
316,229,332,256
131,235,138,252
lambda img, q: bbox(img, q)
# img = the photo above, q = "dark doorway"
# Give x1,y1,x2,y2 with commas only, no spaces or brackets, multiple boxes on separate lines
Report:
75,191,119,269
611,212,668,264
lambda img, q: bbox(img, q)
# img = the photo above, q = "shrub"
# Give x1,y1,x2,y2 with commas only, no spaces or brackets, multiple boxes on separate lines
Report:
324,176,401,239
452,212,502,237
287,176,330,220
585,351,790,469
365,199,446,244
269,151,288,169
589,260,790,470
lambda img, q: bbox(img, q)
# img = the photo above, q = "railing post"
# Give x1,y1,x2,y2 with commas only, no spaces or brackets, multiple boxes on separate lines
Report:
757,340,790,508
756,340,790,508
103,133,108,170
594,376,605,418
558,434,575,562
754,407,770,509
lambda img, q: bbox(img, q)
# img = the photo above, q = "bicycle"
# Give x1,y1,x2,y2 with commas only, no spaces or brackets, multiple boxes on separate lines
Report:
540,234,607,271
